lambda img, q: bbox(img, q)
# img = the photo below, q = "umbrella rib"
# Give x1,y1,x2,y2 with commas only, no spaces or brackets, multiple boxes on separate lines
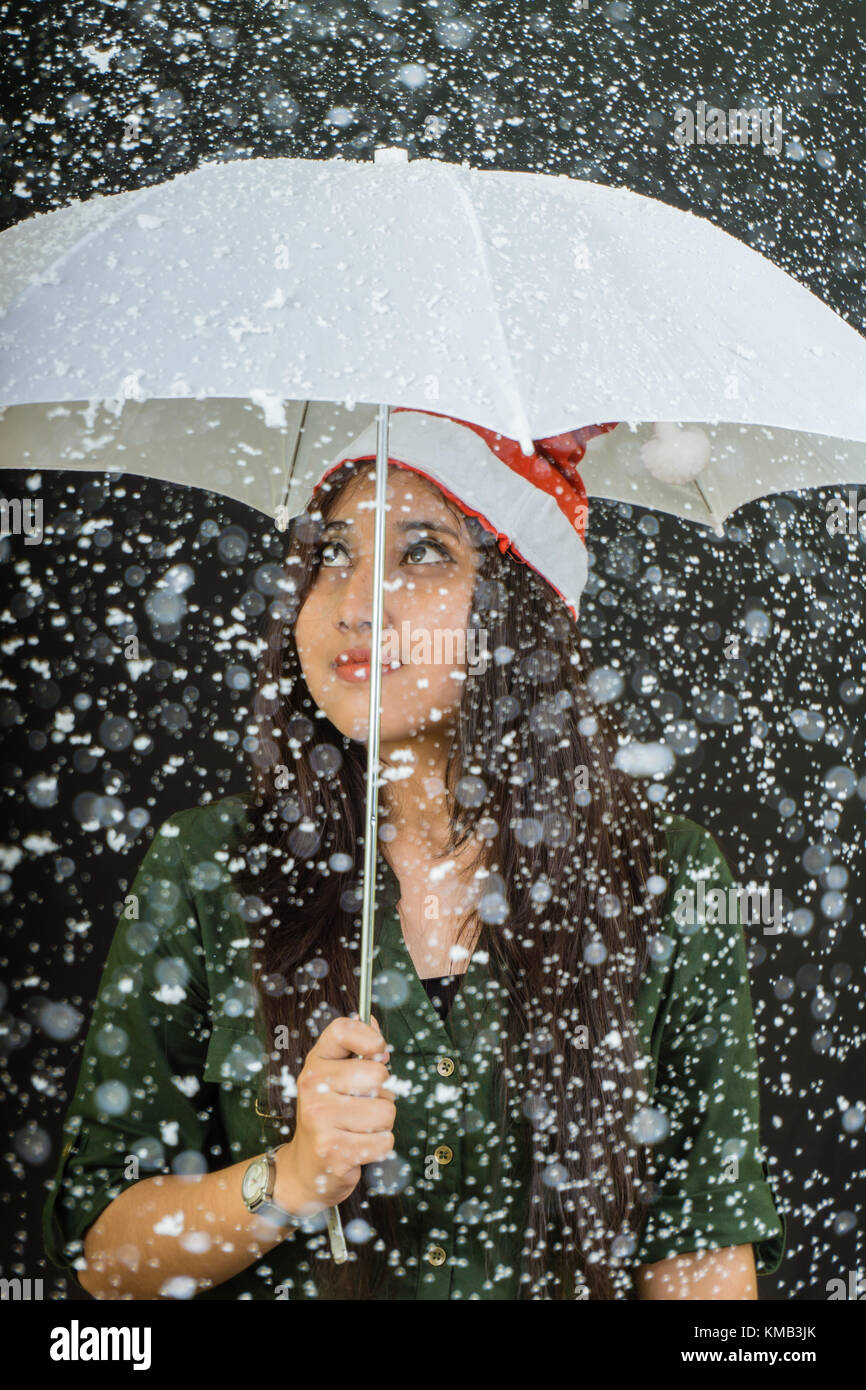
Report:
441,166,534,454
279,398,309,518
692,474,726,534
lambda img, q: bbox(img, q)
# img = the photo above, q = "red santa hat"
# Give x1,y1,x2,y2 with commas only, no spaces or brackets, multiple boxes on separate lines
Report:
313,408,618,622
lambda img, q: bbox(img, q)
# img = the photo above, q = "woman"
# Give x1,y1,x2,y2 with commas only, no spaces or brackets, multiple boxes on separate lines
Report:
43,409,785,1300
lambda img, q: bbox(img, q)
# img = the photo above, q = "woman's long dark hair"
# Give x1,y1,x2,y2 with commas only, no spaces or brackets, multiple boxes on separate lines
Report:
234,455,668,1300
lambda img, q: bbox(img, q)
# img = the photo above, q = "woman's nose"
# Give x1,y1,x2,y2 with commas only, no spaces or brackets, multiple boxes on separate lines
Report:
333,553,396,634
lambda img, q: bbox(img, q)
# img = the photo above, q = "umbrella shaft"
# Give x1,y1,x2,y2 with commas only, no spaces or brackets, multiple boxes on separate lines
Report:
359,402,390,1022
328,403,391,1265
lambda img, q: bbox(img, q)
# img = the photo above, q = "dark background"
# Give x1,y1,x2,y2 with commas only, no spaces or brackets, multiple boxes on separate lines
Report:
1,0,864,1301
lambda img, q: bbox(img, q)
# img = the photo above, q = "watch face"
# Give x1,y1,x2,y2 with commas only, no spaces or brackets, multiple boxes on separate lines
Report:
242,1157,269,1204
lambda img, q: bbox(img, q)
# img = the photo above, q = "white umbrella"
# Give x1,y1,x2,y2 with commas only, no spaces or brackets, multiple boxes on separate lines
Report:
3,147,866,445
3,147,866,1260
4,145,866,530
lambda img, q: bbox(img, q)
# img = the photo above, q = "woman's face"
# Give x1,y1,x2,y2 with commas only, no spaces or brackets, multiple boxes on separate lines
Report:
294,465,483,747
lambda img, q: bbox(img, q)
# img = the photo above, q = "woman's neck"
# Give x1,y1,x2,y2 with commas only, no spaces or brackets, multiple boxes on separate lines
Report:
377,733,485,978
378,727,455,855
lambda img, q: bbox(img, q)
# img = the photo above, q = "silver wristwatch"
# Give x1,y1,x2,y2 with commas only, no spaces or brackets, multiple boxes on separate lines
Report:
241,1149,301,1230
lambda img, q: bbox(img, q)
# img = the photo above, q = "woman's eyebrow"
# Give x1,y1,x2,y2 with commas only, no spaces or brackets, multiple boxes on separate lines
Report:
397,518,461,540
322,517,462,540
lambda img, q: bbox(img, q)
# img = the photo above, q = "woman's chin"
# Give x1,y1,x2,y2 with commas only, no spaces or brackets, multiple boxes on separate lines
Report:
308,673,461,743
327,707,457,746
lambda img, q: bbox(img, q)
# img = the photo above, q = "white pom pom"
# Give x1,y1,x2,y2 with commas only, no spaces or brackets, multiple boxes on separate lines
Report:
641,423,711,485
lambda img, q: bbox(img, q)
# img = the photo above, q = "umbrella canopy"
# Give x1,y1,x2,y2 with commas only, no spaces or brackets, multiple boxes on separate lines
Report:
3,149,866,451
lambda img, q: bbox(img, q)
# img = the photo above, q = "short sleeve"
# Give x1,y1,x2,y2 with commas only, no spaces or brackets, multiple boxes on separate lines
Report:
632,821,786,1276
42,812,219,1286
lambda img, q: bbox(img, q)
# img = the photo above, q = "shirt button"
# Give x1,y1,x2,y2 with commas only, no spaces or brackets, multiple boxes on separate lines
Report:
436,1057,455,1077
426,1245,447,1267
433,1144,453,1166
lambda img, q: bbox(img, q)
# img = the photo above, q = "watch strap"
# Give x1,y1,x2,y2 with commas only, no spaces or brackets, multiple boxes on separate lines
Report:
252,1197,300,1230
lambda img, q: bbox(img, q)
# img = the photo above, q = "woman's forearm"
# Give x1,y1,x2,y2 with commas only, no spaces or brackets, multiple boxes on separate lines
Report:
78,1147,308,1300
635,1244,758,1299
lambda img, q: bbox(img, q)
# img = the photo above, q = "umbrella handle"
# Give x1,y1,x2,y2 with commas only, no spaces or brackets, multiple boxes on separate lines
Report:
327,1205,348,1263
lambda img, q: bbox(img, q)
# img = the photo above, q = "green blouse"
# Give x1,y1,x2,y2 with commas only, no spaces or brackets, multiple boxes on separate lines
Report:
42,795,785,1299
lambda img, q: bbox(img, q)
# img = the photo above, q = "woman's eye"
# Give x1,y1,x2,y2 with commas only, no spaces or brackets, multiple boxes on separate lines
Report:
404,539,452,564
317,540,350,566
315,537,451,567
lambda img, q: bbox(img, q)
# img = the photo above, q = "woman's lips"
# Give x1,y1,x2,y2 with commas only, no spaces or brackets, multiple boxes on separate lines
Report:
333,648,402,683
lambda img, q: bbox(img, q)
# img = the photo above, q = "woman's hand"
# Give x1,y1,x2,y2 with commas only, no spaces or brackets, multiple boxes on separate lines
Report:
274,1014,397,1218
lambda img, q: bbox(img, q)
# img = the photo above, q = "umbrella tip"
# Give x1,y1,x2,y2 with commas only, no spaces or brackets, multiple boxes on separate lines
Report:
374,146,409,164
